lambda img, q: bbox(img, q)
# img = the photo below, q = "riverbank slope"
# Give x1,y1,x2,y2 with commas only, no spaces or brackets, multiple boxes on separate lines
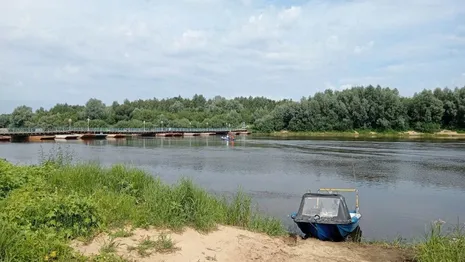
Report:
72,225,411,262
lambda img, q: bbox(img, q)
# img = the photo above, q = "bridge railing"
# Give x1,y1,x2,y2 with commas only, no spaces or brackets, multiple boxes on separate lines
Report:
1,127,247,134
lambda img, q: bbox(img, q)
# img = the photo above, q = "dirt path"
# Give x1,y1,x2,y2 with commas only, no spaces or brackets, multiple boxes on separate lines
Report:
72,225,412,262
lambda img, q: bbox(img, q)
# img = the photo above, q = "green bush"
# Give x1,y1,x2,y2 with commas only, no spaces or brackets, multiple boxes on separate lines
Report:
0,161,286,261
0,160,45,199
0,220,78,262
1,186,100,239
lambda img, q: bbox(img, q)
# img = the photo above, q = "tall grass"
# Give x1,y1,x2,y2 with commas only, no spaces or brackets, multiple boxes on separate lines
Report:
0,158,285,261
415,221,465,262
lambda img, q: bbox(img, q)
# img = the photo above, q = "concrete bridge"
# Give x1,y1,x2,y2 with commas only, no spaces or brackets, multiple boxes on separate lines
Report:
0,127,249,140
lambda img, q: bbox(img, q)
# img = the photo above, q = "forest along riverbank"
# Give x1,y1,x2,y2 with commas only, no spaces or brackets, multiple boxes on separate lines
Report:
1,158,463,262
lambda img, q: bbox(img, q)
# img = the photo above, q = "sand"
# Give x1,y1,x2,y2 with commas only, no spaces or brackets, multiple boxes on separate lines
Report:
404,131,421,136
71,225,411,262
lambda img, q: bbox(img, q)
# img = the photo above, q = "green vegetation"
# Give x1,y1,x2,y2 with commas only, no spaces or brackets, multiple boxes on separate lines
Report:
152,233,179,254
262,130,403,138
99,237,120,254
0,155,285,261
128,233,179,257
1,86,465,134
128,237,157,257
109,229,134,239
415,222,465,262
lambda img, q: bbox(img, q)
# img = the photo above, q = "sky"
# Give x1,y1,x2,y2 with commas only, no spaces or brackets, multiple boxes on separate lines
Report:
0,0,465,113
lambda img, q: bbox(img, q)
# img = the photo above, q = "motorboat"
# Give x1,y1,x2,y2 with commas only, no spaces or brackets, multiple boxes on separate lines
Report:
290,188,362,242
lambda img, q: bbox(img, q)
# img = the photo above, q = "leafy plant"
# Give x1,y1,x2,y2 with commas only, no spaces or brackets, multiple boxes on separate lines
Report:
0,161,285,261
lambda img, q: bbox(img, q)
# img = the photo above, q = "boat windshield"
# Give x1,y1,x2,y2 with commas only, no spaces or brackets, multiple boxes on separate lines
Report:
301,196,341,218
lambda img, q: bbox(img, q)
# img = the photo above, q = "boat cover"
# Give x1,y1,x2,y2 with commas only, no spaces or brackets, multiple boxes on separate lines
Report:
293,193,352,224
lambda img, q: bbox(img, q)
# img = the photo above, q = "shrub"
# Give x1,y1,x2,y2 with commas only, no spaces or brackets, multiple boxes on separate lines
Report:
0,161,286,261
1,186,100,239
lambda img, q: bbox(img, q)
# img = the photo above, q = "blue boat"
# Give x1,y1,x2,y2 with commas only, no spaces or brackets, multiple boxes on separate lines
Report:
290,188,362,242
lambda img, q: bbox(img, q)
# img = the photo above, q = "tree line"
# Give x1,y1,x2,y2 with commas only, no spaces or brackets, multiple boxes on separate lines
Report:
1,85,464,133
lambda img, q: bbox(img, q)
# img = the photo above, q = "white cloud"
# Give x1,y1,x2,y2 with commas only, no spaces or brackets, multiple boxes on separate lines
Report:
339,84,354,90
354,41,374,54
0,0,464,112
173,30,208,51
63,65,80,74
324,81,336,90
278,6,301,25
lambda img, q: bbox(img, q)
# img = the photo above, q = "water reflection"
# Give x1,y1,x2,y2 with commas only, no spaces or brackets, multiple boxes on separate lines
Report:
1,136,465,240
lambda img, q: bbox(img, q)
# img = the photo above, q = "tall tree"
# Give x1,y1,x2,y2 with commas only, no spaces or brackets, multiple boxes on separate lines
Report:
10,106,33,128
85,98,106,120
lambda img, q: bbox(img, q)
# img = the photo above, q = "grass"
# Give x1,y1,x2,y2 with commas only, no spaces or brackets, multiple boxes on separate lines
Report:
110,229,134,238
360,221,465,262
129,233,179,257
99,237,120,254
0,154,285,261
132,237,157,257
89,253,128,262
414,221,465,262
153,233,179,253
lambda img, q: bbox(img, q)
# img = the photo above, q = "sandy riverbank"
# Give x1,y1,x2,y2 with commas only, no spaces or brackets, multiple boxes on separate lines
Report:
261,129,465,139
72,225,412,262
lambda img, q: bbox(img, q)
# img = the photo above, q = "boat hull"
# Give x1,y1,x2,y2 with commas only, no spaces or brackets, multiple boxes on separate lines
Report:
55,135,79,140
294,221,360,242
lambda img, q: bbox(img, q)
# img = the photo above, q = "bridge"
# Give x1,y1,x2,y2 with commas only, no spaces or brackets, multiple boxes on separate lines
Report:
0,127,250,141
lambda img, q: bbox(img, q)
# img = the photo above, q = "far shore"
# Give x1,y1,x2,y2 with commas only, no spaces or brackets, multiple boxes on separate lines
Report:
253,129,465,139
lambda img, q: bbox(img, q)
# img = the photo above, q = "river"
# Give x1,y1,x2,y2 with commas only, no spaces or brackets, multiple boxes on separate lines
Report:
1,135,465,241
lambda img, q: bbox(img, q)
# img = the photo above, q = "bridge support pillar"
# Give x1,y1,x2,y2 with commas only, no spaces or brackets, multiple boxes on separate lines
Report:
10,135,29,142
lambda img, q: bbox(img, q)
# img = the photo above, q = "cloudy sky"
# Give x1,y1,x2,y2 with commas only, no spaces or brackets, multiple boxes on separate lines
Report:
0,0,464,113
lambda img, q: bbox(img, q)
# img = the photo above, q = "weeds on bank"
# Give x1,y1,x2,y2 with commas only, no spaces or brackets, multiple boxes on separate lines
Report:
134,237,156,257
362,220,465,262
99,237,120,254
128,233,179,257
415,220,465,262
0,156,284,261
110,229,134,238
89,253,128,262
153,233,179,253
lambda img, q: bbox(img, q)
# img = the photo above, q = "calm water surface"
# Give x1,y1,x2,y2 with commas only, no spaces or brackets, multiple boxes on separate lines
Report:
1,135,465,241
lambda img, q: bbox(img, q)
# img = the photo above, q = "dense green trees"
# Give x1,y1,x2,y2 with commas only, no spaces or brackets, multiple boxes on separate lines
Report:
1,86,465,133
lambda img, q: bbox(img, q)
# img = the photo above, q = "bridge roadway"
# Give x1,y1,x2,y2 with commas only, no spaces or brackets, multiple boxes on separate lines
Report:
0,127,248,137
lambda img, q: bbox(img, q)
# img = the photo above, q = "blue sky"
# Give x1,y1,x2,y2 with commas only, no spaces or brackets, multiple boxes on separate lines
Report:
0,0,464,113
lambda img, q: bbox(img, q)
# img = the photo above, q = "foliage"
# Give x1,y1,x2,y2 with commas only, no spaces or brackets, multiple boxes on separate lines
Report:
9,105,33,128
1,188,100,239
0,158,285,261
0,218,80,262
0,114,10,128
2,86,465,132
415,221,465,262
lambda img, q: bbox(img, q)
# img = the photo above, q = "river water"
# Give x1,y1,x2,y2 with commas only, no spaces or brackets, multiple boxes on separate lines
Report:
1,135,465,241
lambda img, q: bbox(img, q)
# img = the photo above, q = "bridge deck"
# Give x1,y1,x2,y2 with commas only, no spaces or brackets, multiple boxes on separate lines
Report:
0,128,248,136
